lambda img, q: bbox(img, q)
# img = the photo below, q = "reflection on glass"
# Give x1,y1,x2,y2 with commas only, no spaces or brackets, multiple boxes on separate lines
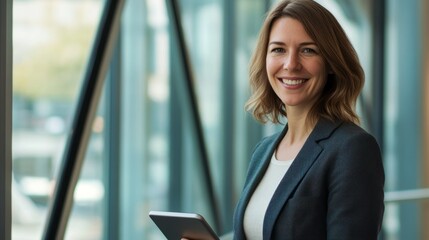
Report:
12,0,102,239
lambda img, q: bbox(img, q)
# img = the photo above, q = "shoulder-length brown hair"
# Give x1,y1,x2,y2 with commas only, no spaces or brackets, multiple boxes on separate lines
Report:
246,0,364,125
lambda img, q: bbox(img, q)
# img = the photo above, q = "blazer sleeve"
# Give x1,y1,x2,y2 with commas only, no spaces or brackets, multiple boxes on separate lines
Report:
326,131,385,240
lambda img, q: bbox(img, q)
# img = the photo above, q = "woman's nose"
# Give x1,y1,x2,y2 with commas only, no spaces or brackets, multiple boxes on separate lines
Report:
283,52,301,71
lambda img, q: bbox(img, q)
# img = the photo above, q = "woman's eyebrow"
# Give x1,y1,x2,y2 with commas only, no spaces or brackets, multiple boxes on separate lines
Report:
268,41,317,46
300,42,317,46
268,41,285,46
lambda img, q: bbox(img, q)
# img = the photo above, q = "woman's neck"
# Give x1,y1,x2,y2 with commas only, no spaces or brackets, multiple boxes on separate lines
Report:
285,119,312,145
285,107,315,144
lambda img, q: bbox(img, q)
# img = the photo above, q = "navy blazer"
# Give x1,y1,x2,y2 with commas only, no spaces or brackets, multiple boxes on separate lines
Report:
233,119,384,240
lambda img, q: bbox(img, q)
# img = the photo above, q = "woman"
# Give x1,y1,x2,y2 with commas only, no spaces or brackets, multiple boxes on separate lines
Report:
233,0,384,239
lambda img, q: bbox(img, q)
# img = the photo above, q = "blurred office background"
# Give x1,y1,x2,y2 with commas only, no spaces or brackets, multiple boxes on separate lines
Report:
4,0,429,239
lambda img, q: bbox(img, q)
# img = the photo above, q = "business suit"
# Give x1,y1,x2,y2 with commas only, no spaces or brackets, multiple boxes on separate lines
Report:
233,119,385,240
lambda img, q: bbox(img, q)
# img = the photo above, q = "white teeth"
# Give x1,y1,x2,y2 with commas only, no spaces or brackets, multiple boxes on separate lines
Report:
281,79,305,85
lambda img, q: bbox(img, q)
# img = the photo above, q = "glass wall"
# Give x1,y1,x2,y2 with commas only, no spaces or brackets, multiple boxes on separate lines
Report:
383,0,426,239
118,0,267,238
9,0,429,239
12,0,104,239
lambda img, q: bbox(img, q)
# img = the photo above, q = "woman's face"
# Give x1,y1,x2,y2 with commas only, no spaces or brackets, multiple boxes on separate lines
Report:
266,17,327,113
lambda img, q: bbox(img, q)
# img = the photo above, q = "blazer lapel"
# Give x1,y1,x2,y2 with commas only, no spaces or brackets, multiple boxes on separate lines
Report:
242,126,287,200
234,126,287,239
263,119,341,239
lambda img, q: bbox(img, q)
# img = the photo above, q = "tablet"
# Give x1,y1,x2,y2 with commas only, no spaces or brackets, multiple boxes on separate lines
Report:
149,211,220,240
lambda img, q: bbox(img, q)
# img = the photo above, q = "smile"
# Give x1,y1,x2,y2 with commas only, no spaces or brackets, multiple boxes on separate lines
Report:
279,78,308,86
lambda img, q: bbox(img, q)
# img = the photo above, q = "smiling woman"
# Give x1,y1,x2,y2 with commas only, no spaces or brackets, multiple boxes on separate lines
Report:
234,0,384,239
246,0,364,127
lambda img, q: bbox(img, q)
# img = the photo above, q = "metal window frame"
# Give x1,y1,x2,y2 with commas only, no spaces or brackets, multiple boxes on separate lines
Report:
42,0,125,239
0,0,12,239
371,0,385,150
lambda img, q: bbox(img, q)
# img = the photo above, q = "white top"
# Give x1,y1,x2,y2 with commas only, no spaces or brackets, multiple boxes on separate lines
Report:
243,152,294,240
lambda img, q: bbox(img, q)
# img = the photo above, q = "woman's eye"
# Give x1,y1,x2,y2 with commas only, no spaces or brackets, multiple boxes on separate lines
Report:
302,48,317,54
271,48,285,53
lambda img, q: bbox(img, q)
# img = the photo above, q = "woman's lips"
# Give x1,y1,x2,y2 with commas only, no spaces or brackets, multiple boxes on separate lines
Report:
278,78,309,87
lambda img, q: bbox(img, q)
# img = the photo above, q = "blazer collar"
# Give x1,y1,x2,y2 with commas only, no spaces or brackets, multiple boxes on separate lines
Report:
262,118,342,239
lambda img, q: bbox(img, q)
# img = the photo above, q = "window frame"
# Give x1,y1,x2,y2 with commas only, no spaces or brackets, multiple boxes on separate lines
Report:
0,0,12,239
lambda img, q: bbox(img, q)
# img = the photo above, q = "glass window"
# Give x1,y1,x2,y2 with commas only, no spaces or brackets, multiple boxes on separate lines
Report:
383,0,425,238
120,0,170,238
12,0,103,239
118,0,268,238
